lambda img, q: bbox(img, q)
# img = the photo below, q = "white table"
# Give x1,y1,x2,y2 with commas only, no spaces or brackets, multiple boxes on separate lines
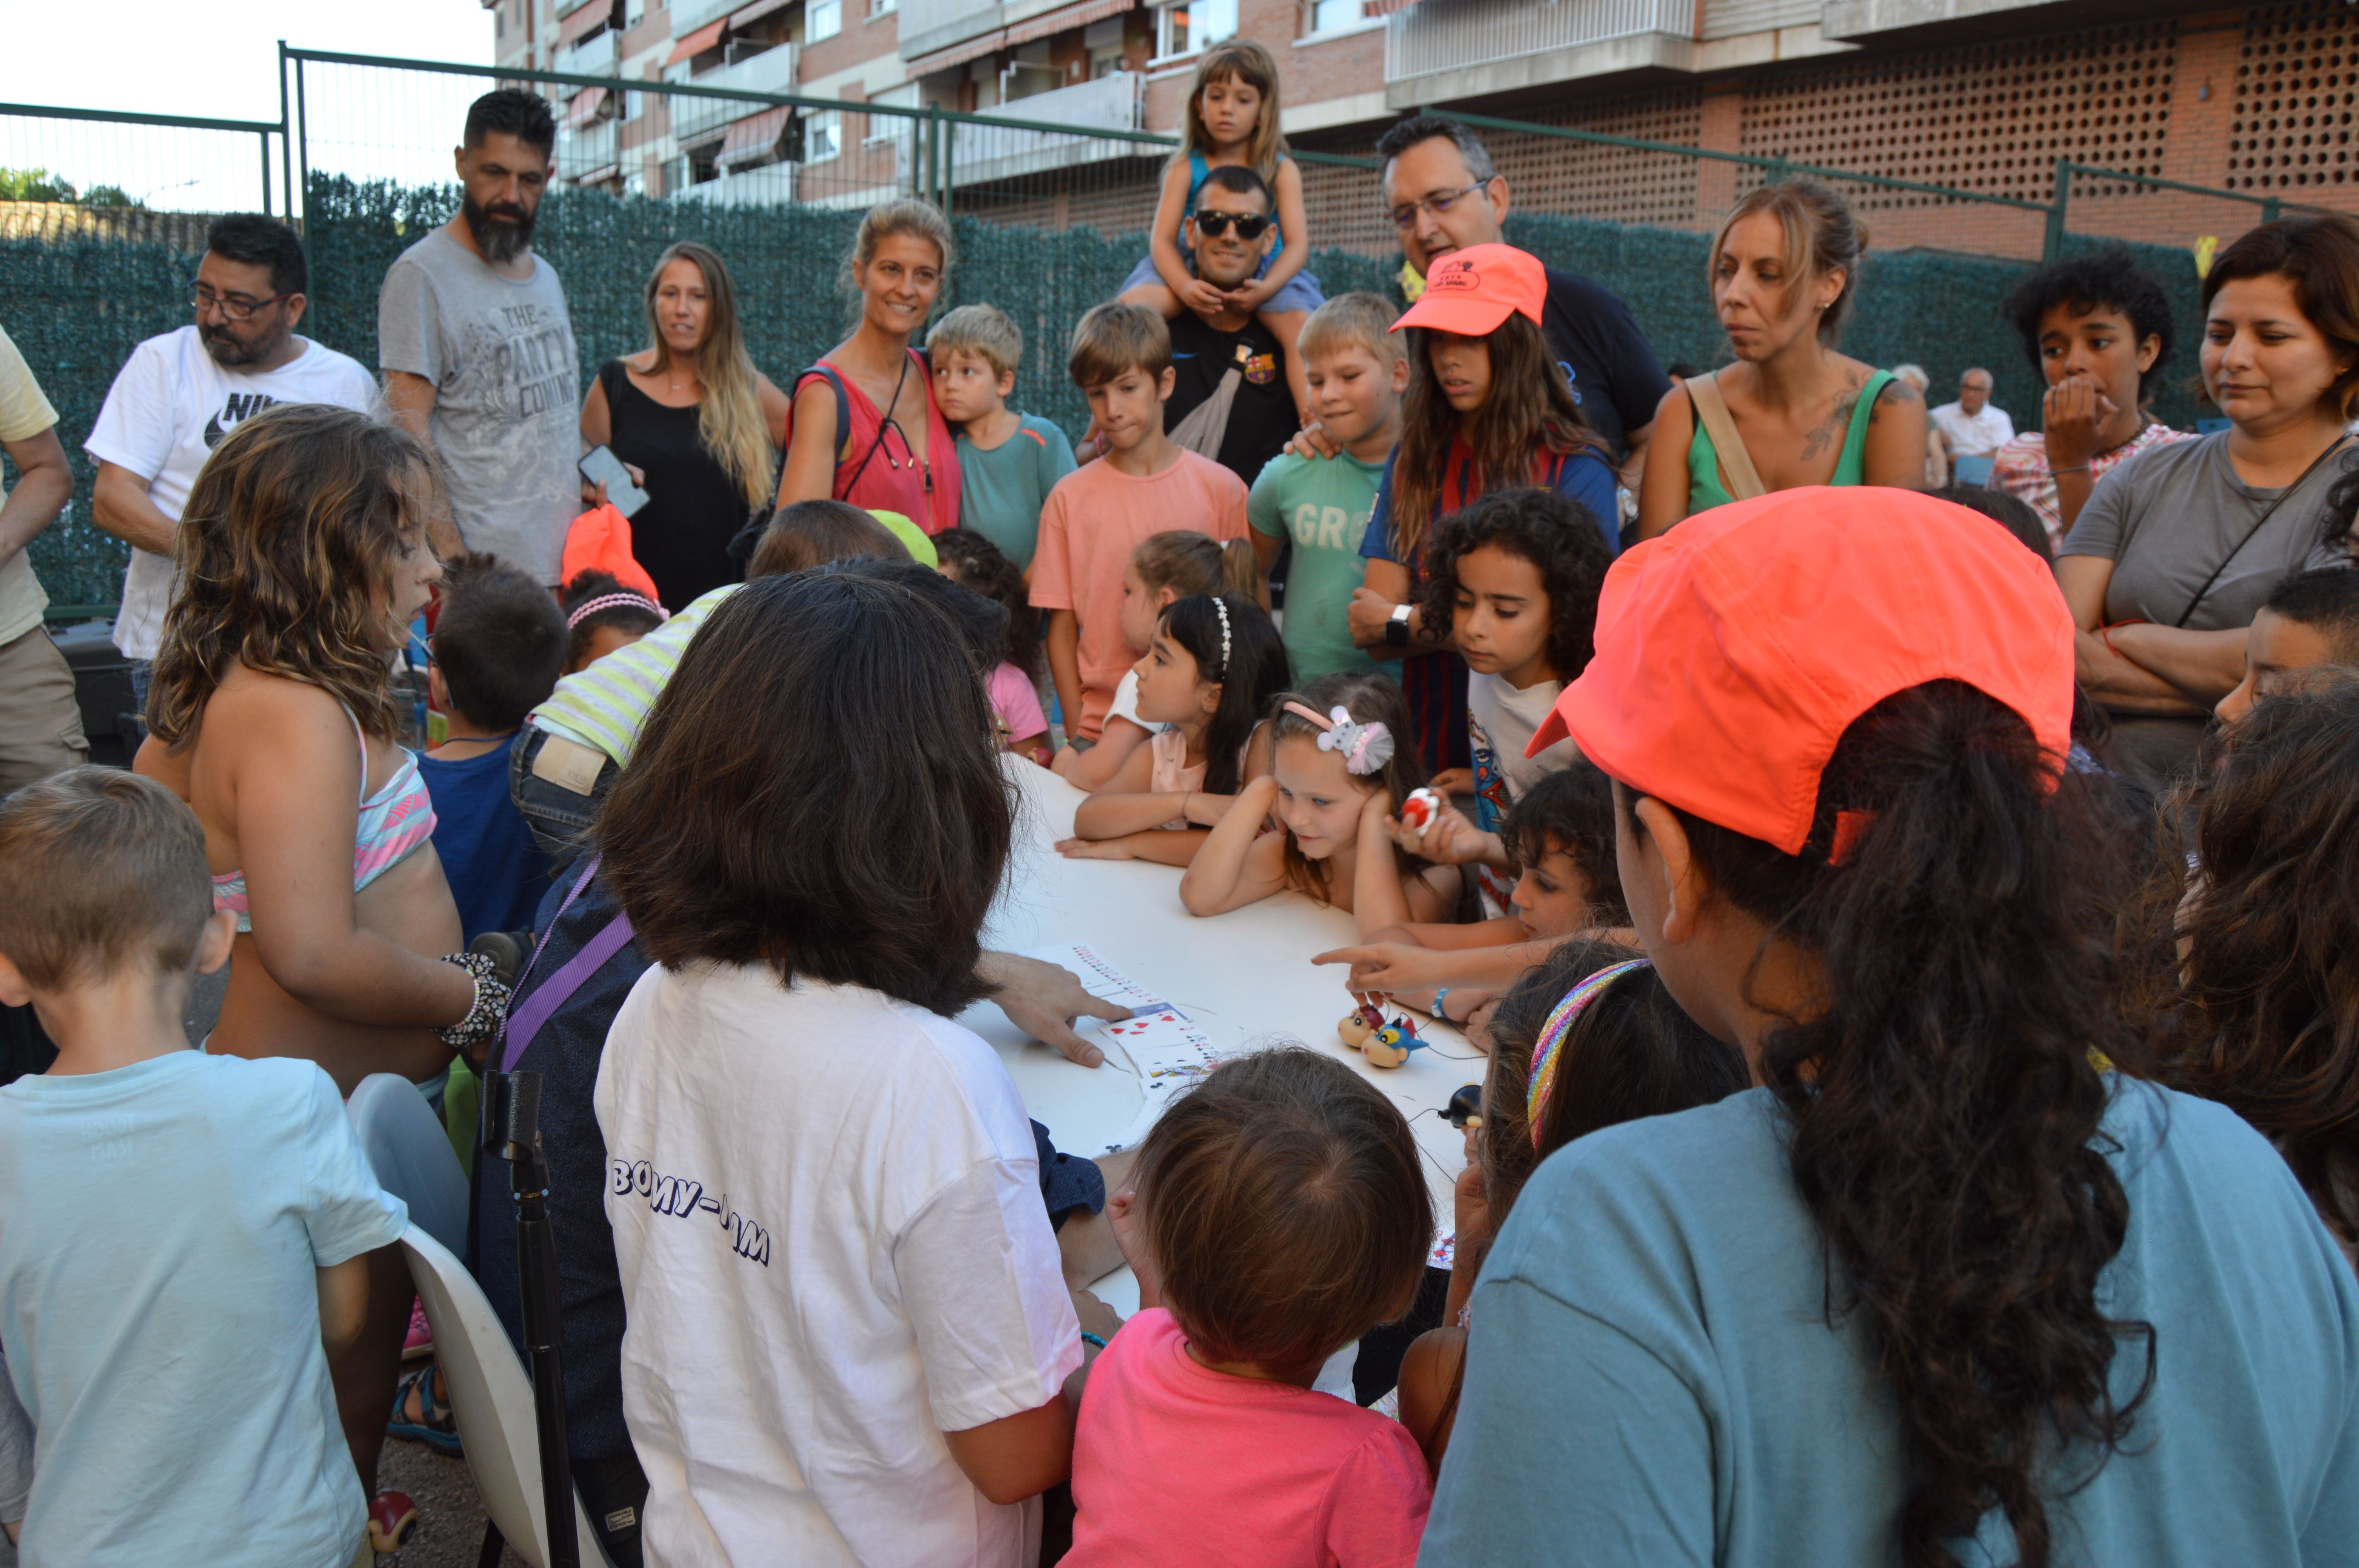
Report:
961,757,1482,1316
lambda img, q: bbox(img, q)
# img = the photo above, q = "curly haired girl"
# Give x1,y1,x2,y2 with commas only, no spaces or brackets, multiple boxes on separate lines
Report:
1405,486,1613,911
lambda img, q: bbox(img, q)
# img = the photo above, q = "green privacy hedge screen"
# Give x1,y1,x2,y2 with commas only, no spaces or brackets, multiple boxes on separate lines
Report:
9,177,2209,610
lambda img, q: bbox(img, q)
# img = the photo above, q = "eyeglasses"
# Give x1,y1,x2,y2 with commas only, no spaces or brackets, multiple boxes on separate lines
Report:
189,285,294,323
1388,180,1491,230
1191,211,1271,241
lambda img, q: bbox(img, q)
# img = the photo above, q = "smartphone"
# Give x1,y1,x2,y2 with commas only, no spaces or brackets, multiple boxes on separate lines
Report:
578,443,651,518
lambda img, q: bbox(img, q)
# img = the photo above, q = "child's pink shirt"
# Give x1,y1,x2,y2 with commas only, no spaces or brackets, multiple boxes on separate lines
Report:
987,661,1047,745
1067,1308,1431,1568
1026,449,1247,742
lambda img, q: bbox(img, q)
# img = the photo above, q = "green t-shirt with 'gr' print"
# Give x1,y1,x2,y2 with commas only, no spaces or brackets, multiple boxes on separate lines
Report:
1249,449,1384,683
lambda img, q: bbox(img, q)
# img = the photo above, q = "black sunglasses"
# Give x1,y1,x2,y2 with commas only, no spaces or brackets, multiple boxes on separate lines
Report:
1192,211,1271,241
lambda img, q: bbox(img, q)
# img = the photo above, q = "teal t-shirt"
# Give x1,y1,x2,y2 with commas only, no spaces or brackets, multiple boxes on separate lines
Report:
1421,1081,2359,1567
0,1052,409,1567
1248,448,1383,683
955,412,1076,569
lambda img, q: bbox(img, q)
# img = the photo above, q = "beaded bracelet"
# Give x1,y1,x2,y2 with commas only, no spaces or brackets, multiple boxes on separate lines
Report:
1080,1331,1109,1350
436,951,513,1054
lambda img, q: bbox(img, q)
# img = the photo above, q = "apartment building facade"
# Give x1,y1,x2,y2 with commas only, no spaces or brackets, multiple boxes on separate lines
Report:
484,0,2359,258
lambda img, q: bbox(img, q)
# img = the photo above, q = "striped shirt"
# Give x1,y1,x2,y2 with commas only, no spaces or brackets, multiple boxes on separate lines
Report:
529,584,738,767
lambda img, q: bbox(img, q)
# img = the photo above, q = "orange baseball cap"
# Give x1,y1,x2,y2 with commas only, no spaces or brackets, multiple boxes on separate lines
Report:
1527,486,2075,854
1392,243,1547,338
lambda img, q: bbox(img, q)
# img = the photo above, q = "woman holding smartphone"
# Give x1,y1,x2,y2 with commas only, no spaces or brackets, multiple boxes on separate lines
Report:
580,241,791,611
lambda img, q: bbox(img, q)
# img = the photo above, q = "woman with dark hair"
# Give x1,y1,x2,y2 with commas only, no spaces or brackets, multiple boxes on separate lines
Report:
1634,178,1928,539
1990,245,2191,549
2057,214,2359,795
2145,678,2359,1267
594,570,1088,1566
1421,486,2359,1566
580,241,793,610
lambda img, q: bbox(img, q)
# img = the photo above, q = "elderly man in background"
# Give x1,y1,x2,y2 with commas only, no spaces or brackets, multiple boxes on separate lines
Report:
1930,367,2016,476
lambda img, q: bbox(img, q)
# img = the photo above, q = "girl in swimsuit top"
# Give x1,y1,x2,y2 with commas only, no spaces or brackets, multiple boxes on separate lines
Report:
1634,178,1930,539
135,404,489,1503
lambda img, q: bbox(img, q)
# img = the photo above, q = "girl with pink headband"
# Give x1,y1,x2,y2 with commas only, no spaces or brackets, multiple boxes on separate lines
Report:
1180,671,1460,932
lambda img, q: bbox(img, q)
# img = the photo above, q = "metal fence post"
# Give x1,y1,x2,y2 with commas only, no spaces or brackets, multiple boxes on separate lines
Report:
2043,158,2069,262
278,40,294,225
258,130,272,216
940,107,954,222
294,55,310,230
2264,197,2283,223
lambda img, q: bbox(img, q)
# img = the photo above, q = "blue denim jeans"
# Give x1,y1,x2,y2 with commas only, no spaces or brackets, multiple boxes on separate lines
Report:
509,726,617,874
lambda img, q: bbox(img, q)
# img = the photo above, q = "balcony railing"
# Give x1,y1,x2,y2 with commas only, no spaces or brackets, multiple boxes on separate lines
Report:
951,71,1143,187
672,44,802,144
560,116,619,179
669,0,743,36
1385,0,1692,85
555,29,621,78
899,0,1009,59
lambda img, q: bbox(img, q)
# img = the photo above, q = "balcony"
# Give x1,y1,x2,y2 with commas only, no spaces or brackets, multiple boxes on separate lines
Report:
556,29,621,78
669,0,744,35
1384,0,1694,106
950,71,1143,188
560,116,619,180
900,0,1107,68
672,43,802,145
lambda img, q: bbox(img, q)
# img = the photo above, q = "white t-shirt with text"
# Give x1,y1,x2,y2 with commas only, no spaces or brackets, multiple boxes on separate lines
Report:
83,326,377,659
596,963,1081,1568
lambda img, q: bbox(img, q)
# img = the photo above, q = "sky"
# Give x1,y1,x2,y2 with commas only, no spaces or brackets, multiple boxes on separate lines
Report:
4,0,497,210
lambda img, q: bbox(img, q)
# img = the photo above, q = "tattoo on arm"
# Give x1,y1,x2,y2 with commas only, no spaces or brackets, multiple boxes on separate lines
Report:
1869,376,1919,423
1801,392,1857,461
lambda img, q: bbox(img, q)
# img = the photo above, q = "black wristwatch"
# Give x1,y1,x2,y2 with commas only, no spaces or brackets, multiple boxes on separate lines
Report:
1384,604,1413,648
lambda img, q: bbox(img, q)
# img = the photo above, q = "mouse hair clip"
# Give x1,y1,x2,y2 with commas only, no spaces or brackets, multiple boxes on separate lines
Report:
1285,701,1394,776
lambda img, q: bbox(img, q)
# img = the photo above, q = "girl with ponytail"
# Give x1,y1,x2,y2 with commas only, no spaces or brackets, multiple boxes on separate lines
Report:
1419,486,2359,1568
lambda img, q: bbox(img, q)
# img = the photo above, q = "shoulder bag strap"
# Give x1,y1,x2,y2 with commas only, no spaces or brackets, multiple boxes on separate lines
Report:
1167,341,1246,460
498,851,638,1074
1685,372,1767,502
2173,435,2352,629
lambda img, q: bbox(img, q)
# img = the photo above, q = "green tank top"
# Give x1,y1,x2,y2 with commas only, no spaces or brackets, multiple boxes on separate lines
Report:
1686,369,1895,513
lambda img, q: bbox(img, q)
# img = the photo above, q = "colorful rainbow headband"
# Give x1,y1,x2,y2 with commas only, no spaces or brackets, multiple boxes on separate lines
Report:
1283,701,1394,776
1524,958,1651,1149
566,592,668,632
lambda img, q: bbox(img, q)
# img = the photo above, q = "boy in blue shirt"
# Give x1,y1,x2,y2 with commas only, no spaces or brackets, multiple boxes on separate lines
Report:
0,768,406,1568
930,303,1076,571
422,552,567,942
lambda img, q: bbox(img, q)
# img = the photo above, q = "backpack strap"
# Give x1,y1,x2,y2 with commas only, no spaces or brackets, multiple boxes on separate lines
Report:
497,854,637,1073
1685,372,1767,503
793,364,854,468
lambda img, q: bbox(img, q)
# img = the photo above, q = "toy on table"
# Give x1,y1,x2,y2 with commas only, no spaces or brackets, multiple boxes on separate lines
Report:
1337,995,1427,1069
1446,1083,1484,1129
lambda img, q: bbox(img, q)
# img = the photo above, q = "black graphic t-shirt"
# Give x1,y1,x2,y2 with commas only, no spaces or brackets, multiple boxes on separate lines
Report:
1167,310,1297,491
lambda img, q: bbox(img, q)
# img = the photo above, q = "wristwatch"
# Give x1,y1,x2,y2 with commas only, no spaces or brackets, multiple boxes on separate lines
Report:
1384,603,1414,648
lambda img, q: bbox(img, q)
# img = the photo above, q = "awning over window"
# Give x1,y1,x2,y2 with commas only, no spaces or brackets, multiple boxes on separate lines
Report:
565,85,609,126
1005,0,1134,49
1362,0,1414,15
905,27,1009,77
718,105,793,164
730,0,794,25
558,2,615,47
576,163,621,185
666,18,728,64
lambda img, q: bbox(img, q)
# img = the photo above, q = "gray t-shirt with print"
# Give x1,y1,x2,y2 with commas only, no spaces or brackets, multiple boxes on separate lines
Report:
2061,429,2353,629
378,228,579,583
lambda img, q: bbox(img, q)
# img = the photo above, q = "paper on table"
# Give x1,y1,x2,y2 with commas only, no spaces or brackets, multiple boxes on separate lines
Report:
1029,942,1225,1151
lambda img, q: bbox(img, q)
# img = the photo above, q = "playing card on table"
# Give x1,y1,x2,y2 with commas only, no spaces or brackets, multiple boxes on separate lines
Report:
1026,942,1171,1015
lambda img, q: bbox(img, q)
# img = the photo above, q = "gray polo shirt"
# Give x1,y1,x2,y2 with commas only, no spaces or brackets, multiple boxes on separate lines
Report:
378,228,579,583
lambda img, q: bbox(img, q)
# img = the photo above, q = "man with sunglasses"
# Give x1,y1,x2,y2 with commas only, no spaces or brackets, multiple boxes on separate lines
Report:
1160,165,1303,490
1374,114,1668,480
85,214,375,707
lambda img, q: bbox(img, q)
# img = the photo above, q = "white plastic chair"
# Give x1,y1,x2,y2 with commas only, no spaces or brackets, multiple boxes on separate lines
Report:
345,1072,469,1256
400,1222,613,1568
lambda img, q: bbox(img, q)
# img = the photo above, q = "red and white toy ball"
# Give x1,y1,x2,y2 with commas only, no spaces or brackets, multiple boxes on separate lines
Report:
1399,788,1443,836
368,1490,420,1553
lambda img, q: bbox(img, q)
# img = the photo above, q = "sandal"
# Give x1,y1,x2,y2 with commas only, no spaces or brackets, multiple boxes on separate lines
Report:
386,1363,462,1455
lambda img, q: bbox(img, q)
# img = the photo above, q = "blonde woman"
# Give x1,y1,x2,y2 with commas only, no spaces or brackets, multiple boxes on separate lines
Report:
1635,179,1929,538
580,241,792,609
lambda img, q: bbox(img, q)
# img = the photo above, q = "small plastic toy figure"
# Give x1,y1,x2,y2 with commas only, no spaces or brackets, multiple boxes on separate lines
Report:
1398,787,1443,838
368,1490,420,1552
1337,995,1385,1048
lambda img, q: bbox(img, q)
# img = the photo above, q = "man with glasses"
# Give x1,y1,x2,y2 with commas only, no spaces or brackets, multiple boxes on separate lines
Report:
1374,114,1668,477
86,214,375,706
1160,164,1301,490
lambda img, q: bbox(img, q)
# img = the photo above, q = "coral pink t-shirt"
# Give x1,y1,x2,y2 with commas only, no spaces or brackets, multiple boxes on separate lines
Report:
1027,449,1247,742
1067,1309,1431,1568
